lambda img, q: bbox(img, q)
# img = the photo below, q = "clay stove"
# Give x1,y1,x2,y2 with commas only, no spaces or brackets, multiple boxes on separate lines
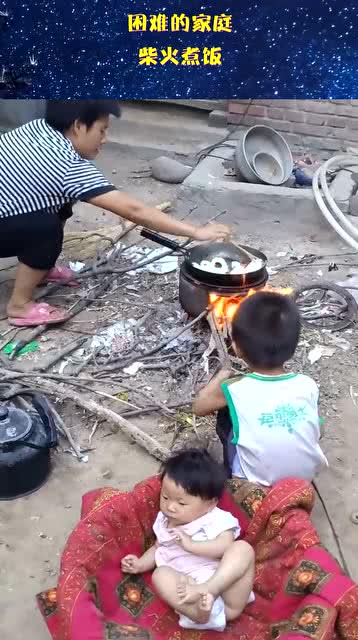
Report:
179,260,269,320
179,260,293,335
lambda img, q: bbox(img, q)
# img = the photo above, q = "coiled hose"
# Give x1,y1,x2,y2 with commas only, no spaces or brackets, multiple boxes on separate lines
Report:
312,154,358,251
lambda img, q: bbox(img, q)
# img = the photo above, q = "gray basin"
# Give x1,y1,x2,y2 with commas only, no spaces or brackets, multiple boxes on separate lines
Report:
235,125,293,185
252,151,285,185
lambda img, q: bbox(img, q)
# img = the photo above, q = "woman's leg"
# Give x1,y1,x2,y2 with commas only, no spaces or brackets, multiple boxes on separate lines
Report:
0,211,64,318
7,263,51,316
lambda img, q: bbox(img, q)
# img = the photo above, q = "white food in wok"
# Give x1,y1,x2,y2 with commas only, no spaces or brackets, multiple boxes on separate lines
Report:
192,256,263,275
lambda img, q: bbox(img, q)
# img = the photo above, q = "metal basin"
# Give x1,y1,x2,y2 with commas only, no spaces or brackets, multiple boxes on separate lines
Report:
252,151,285,185
235,125,293,185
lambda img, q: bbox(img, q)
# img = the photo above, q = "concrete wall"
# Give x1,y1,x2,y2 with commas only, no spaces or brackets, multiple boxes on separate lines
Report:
228,100,358,153
0,99,46,131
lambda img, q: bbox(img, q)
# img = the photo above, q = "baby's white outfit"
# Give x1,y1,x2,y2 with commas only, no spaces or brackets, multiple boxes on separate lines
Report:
153,507,254,631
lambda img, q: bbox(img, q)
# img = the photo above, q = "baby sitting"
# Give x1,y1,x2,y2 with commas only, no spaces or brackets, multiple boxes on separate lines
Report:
121,448,254,632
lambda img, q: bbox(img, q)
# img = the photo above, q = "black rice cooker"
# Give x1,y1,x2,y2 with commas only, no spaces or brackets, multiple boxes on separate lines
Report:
0,394,57,500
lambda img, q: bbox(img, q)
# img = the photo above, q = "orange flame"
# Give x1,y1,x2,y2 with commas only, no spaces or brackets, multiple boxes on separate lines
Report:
209,286,293,328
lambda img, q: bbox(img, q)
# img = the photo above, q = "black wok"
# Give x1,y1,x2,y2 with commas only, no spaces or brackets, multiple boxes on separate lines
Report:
140,229,268,288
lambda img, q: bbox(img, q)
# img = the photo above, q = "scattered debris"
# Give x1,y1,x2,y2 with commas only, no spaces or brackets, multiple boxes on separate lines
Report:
123,362,144,376
2,341,39,357
90,320,136,356
308,345,336,365
145,250,178,274
69,261,85,272
292,157,320,187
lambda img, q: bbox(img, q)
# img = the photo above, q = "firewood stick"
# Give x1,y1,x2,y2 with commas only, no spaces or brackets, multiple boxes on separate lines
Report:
44,399,85,461
206,311,231,368
34,336,88,372
25,378,170,462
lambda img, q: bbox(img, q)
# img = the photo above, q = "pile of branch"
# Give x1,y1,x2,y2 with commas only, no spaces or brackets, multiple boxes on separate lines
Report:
0,203,231,464
62,223,125,260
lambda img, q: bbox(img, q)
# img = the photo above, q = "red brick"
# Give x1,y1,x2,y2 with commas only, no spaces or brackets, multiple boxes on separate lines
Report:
228,100,251,106
269,100,297,109
255,118,292,132
329,104,358,118
252,100,275,107
228,102,252,115
345,117,358,130
300,100,337,115
227,113,254,126
305,113,326,126
282,110,305,123
266,108,284,119
332,128,358,142
228,103,266,117
285,132,343,152
325,116,347,128
290,122,333,137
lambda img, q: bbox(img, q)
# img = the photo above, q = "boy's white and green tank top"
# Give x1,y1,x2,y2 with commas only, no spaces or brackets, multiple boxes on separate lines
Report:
221,372,328,486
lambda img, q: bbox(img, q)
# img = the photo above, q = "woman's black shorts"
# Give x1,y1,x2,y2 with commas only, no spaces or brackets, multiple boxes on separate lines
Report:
0,204,73,271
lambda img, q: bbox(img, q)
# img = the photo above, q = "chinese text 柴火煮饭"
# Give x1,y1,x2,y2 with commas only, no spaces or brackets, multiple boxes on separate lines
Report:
138,46,223,66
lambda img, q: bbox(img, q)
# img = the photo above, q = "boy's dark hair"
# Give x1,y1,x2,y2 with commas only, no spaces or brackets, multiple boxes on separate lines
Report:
160,448,226,500
231,291,300,369
45,100,121,132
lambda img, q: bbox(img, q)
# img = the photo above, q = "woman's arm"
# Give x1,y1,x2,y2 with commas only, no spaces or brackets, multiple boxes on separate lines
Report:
88,190,230,242
192,368,232,416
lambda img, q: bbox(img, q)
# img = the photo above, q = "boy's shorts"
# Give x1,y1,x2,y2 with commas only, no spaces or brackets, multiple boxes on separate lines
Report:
216,407,237,477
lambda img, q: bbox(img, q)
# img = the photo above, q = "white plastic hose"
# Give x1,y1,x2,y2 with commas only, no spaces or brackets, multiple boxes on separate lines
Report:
312,154,358,251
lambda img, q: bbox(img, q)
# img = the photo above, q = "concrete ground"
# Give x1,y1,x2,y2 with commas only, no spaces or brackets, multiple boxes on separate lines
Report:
1,102,357,639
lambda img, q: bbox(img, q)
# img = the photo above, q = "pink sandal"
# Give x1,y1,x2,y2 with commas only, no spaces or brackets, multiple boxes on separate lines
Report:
42,266,80,287
8,302,70,327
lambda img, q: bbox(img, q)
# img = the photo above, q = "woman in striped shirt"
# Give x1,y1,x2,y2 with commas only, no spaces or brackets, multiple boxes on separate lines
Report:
0,100,230,327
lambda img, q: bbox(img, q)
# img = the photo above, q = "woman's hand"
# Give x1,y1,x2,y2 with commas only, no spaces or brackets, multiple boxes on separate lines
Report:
192,223,231,242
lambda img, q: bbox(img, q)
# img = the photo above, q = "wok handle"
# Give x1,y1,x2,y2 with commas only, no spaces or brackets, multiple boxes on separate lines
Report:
140,229,185,254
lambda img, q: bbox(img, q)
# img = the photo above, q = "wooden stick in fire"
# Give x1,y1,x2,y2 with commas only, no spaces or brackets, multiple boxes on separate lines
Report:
206,311,231,368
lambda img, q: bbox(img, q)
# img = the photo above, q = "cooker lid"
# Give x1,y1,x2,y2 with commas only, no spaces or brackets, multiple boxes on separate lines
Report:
0,405,33,445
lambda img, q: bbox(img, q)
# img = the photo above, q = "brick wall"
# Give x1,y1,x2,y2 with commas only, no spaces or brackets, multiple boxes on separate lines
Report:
228,100,358,154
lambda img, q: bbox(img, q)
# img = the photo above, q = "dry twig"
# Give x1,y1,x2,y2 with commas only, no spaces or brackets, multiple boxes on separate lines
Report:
25,377,169,461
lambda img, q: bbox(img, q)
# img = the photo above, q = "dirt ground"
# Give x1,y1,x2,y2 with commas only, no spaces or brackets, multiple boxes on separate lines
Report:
1,105,358,639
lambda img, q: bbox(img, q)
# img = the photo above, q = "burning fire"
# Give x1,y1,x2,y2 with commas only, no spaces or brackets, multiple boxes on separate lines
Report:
209,286,293,327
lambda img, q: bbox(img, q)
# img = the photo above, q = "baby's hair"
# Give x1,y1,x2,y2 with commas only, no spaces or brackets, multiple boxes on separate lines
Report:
160,448,227,500
231,291,301,369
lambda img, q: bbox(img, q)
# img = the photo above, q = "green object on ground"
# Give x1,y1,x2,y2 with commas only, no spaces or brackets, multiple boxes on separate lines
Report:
2,341,39,357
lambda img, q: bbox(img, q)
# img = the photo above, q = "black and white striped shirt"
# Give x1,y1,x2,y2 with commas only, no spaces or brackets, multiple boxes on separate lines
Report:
0,119,116,218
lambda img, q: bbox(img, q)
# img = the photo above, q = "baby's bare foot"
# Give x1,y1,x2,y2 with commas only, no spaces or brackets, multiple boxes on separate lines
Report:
192,592,215,624
177,574,196,602
177,581,205,605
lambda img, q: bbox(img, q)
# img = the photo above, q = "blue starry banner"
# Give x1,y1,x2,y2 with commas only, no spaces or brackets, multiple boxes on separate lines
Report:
1,0,358,99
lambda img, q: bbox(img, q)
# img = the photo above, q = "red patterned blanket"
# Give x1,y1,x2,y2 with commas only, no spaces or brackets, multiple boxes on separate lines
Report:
36,476,358,640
